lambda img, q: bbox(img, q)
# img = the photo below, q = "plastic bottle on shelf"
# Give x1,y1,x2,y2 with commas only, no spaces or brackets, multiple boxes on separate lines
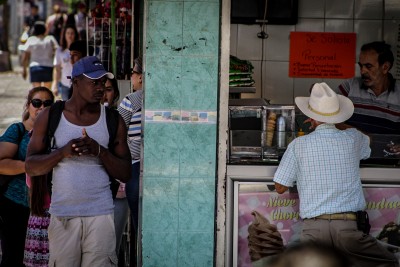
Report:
277,116,286,148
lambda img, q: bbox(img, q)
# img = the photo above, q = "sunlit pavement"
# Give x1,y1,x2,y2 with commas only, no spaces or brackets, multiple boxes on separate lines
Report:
0,54,31,135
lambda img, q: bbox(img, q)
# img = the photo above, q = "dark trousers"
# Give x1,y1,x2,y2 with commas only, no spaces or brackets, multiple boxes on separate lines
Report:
126,161,140,234
0,195,30,267
125,161,140,267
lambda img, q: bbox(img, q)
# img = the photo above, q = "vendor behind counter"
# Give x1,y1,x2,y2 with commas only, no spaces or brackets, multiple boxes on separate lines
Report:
332,41,400,165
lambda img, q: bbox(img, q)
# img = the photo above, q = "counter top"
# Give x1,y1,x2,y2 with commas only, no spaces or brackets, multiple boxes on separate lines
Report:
227,164,400,184
228,158,399,167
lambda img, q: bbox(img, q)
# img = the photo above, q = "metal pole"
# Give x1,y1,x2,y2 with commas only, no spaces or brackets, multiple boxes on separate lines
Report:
130,0,134,70
110,0,117,75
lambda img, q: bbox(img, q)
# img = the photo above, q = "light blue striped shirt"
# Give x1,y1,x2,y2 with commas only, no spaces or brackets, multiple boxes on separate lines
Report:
273,124,371,219
117,90,142,161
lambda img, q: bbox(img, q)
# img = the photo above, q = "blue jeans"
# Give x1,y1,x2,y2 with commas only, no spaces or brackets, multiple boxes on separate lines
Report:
113,197,129,255
58,82,71,101
125,161,139,238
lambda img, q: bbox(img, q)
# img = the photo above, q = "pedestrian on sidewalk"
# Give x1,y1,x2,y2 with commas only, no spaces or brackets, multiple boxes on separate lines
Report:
21,21,58,90
117,56,143,266
0,86,54,267
45,5,67,45
23,4,42,37
26,56,131,266
52,24,79,100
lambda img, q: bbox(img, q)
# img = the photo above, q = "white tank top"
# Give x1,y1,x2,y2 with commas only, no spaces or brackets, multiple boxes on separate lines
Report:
49,105,114,217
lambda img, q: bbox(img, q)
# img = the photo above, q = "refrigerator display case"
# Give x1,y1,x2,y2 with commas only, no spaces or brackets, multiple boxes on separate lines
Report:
228,100,296,163
228,99,268,160
262,105,296,161
225,165,400,267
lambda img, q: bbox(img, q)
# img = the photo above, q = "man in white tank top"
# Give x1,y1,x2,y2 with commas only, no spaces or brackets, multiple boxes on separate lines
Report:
26,56,132,266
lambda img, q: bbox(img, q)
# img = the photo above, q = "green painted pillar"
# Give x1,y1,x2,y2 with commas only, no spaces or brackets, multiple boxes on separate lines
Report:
141,0,220,266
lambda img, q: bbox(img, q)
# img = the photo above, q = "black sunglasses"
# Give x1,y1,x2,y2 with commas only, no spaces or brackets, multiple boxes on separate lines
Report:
31,99,53,108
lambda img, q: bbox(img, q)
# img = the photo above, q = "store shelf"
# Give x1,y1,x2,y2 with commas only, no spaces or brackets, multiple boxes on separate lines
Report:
229,86,256,94
229,86,256,99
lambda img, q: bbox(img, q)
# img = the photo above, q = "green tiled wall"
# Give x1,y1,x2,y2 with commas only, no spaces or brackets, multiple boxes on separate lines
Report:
142,0,220,266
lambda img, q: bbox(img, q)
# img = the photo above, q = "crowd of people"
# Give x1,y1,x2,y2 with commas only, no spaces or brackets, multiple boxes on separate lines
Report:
0,53,143,266
0,3,399,267
19,0,133,93
20,2,88,94
1,3,142,265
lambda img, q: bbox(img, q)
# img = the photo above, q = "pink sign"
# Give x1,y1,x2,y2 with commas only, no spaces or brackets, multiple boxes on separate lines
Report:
237,187,400,267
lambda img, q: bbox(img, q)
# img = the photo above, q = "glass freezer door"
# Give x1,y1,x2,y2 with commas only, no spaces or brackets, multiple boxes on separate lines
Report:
232,182,400,267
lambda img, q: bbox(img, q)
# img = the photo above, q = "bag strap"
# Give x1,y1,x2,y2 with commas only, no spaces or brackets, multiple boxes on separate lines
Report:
16,122,25,144
104,107,121,199
105,107,119,153
47,100,65,151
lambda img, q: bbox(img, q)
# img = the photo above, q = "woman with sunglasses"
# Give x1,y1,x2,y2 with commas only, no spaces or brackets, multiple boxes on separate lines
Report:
23,93,54,267
0,87,54,267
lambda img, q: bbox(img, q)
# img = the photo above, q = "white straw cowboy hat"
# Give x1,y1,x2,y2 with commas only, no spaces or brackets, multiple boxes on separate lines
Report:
295,82,354,124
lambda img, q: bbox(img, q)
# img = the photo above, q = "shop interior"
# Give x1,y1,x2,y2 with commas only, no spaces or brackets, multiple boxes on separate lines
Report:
225,1,400,266
227,0,400,165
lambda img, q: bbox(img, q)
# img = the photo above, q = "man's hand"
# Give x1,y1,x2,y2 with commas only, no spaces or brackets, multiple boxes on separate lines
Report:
69,128,100,157
304,118,320,130
274,182,288,194
303,118,313,130
52,84,59,96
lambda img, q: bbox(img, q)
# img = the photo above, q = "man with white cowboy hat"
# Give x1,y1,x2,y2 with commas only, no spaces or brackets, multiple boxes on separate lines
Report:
273,83,399,267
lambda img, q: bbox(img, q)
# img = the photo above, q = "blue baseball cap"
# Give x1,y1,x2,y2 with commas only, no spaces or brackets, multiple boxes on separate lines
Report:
71,56,114,79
